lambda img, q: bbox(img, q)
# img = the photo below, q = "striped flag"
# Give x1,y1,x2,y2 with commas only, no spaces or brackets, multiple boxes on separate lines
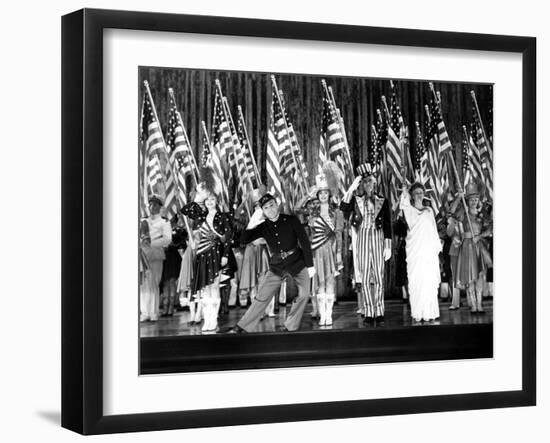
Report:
461,131,471,187
140,86,178,219
375,110,389,198
413,121,429,186
237,112,259,189
166,95,195,205
385,92,404,187
425,102,443,214
210,92,232,210
319,92,330,175
473,107,493,200
224,98,250,210
465,122,484,183
322,87,348,195
266,90,286,207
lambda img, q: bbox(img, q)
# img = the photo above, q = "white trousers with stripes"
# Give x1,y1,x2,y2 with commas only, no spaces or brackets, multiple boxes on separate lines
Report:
356,225,385,318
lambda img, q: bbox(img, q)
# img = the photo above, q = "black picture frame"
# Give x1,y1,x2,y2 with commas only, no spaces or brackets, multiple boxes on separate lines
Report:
62,8,536,435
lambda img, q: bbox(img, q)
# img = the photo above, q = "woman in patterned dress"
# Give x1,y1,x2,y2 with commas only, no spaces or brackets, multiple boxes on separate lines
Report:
181,185,233,332
449,182,493,314
307,171,344,327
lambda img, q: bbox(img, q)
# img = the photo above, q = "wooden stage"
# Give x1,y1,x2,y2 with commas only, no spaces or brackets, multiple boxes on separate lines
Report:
140,299,493,374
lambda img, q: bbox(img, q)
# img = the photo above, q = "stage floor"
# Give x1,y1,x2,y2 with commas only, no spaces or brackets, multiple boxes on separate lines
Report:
140,299,493,338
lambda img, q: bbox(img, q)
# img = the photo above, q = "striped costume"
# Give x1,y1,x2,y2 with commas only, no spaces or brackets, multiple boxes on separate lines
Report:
341,194,392,319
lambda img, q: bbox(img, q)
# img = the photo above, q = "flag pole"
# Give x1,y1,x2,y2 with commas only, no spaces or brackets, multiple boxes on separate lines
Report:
271,75,310,195
237,105,262,185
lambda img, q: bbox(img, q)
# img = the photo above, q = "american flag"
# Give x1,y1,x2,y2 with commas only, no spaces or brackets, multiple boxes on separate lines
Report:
140,85,178,219
385,91,404,209
375,109,389,198
425,102,443,214
461,129,471,188
266,88,286,207
319,91,330,175
385,92,404,187
237,111,259,189
323,88,348,195
466,120,484,183
413,121,429,186
166,94,195,205
473,106,493,200
209,91,232,210
223,97,250,209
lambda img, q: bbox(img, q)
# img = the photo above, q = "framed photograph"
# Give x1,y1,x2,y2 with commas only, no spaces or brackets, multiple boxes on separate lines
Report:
62,8,536,435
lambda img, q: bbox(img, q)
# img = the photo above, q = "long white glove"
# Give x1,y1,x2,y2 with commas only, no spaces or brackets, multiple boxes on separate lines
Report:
342,176,363,203
383,247,392,261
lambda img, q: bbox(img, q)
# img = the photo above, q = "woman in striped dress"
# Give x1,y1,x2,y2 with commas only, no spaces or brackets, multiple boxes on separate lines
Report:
308,173,344,327
181,186,233,332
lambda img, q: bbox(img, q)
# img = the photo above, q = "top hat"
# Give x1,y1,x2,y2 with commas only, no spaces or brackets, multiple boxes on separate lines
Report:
356,162,374,178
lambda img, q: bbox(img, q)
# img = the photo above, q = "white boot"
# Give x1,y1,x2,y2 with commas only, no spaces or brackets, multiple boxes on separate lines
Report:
317,293,326,326
468,288,477,313
189,300,196,324
449,287,460,309
325,293,335,326
476,288,485,313
265,296,275,317
201,296,211,331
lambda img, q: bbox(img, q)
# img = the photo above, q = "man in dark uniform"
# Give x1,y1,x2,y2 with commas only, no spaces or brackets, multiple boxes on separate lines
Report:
232,193,315,332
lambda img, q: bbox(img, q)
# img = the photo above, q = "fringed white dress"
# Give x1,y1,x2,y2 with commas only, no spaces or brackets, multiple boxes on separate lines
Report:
400,193,442,322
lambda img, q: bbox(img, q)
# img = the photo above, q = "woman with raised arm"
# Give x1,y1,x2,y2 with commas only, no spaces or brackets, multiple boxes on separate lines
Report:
306,164,344,327
399,183,442,323
181,179,233,333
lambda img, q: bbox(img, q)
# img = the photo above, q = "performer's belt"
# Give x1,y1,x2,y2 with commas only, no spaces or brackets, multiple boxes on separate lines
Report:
273,248,297,260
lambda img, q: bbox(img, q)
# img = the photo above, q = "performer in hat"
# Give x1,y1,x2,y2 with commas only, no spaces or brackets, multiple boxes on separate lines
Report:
449,182,493,314
399,183,442,323
181,177,234,332
340,163,392,326
140,196,172,322
304,162,344,327
232,193,315,332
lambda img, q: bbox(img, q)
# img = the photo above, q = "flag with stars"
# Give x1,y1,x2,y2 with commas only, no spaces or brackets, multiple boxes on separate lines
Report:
385,91,404,187
319,91,330,176
473,106,493,200
425,101,443,214
266,88,286,207
140,86,178,219
166,94,195,204
466,120,484,184
237,111,259,189
375,109,389,198
209,91,232,210
413,121,429,186
224,97,251,210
